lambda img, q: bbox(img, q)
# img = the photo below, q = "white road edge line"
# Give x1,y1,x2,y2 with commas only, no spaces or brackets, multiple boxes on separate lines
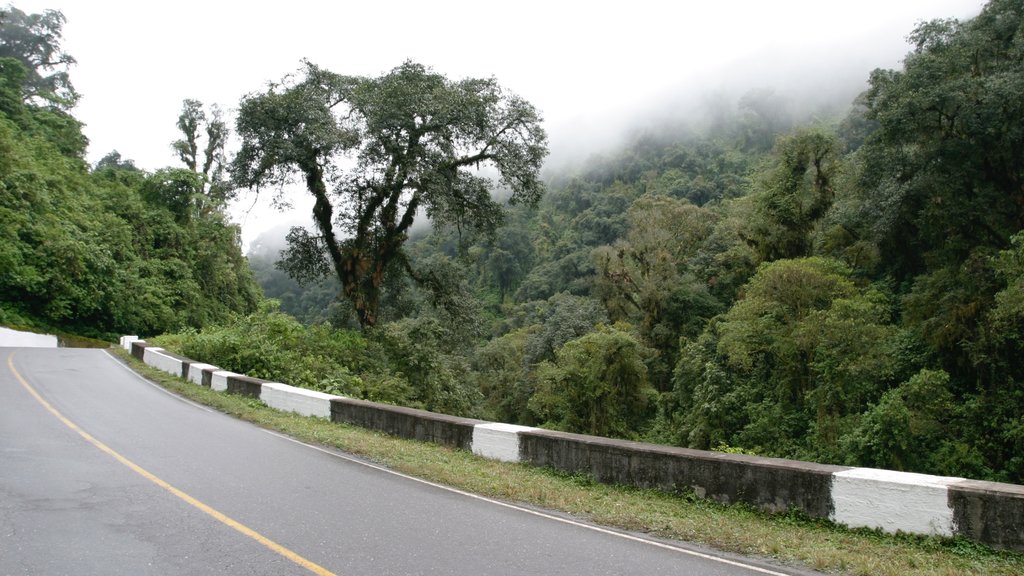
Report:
103,350,216,414
261,429,793,576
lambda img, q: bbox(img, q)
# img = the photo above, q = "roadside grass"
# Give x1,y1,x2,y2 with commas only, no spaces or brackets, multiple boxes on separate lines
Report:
112,347,1024,576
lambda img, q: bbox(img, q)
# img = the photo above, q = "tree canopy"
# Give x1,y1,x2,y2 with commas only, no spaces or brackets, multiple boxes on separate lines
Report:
0,5,77,107
845,0,1024,277
232,61,548,328
172,98,230,205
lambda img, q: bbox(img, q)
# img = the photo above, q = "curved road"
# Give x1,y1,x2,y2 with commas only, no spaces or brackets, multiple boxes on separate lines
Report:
1,347,808,575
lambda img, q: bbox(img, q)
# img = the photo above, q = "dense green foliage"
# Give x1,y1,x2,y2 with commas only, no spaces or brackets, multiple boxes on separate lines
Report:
0,8,259,338
241,0,1024,484
0,6,77,107
153,302,480,415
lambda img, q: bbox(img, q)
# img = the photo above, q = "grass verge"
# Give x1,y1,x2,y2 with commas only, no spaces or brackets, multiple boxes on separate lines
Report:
111,347,1024,576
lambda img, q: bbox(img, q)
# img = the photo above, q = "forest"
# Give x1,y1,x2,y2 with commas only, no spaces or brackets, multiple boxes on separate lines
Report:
0,6,260,337
3,1,1023,484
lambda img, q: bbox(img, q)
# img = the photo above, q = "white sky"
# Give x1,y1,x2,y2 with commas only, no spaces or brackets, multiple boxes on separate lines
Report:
12,0,985,248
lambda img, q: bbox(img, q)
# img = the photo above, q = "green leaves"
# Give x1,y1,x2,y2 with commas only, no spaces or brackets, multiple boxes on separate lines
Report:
673,257,907,460
0,69,259,338
593,194,720,389
850,0,1024,275
528,324,655,438
232,60,548,328
0,7,78,108
745,128,840,262
172,99,230,204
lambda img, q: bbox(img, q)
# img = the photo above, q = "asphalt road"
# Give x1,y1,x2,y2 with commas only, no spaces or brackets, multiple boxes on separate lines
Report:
1,347,810,576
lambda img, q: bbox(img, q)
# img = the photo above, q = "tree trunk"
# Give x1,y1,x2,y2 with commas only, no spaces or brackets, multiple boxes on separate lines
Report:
302,162,384,330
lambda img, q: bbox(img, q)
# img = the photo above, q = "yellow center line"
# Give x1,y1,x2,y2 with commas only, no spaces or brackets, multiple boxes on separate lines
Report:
6,352,338,576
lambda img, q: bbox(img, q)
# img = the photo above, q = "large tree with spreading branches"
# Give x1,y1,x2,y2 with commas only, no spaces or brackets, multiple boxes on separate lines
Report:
231,61,547,328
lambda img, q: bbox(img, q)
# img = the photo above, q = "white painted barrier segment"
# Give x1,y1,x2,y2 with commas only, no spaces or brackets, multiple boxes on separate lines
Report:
210,370,238,392
831,468,962,536
260,382,339,418
471,423,538,462
120,335,139,351
143,347,184,377
0,327,57,347
187,363,219,386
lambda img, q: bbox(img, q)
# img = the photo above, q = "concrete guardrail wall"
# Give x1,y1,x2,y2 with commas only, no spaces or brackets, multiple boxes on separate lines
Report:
121,336,1024,551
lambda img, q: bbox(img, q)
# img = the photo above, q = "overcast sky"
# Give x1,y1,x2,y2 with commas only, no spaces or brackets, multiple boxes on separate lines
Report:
13,0,985,248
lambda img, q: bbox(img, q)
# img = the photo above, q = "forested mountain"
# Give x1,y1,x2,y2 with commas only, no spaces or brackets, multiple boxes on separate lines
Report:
241,0,1024,484
0,6,259,338
6,1,1021,485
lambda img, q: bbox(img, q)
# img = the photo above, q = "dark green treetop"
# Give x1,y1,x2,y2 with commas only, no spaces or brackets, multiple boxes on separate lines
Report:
850,0,1024,277
0,5,77,107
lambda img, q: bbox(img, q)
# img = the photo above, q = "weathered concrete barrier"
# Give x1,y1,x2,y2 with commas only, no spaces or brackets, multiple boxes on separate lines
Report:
261,383,337,419
950,479,1024,550
472,423,537,462
330,397,483,451
223,373,266,398
187,363,218,386
519,428,842,517
832,468,960,536
209,370,238,392
142,347,191,379
125,336,1024,551
129,339,148,361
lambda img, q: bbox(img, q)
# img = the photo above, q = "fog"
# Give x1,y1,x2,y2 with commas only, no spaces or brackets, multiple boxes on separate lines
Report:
543,18,947,172
11,0,986,249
